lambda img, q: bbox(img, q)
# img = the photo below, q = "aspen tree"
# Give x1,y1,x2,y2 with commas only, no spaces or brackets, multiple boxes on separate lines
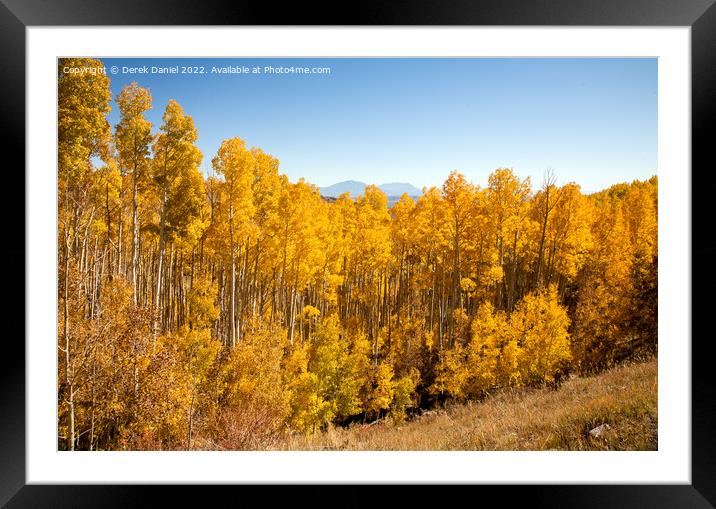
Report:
212,137,256,347
57,57,111,450
115,83,153,303
151,100,202,334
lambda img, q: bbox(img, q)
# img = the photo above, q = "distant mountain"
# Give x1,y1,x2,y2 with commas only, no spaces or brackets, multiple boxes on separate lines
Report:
379,182,422,197
320,180,422,199
320,180,367,197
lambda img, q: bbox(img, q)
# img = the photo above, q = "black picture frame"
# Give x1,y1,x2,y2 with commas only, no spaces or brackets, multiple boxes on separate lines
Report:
2,0,712,506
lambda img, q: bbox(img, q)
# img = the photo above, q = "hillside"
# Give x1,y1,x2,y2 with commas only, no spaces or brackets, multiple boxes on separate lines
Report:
277,359,658,451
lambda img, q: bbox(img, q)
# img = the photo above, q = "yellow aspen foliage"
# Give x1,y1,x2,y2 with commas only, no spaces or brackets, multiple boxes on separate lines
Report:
181,326,221,422
115,84,153,219
168,165,209,249
187,276,219,330
624,181,658,261
572,187,634,371
215,321,290,447
129,325,220,450
485,168,533,310
424,330,435,352
498,338,522,387
442,172,477,315
391,193,417,255
303,305,321,320
92,158,123,236
366,362,396,417
468,188,502,295
115,83,154,300
152,100,205,244
67,279,154,449
250,147,281,233
324,274,345,306
460,277,477,295
572,178,658,371
484,264,505,287
541,183,593,282
346,329,372,384
415,187,449,252
58,58,112,181
202,175,231,256
388,316,430,377
464,302,507,394
442,172,476,279
134,335,192,448
510,285,571,384
431,345,471,400
290,372,333,434
452,307,470,344
212,138,257,240
283,339,331,433
414,186,450,280
115,83,153,174
390,367,421,423
147,100,205,340
624,180,657,353
355,185,392,271
272,180,327,290
302,305,321,340
306,315,364,421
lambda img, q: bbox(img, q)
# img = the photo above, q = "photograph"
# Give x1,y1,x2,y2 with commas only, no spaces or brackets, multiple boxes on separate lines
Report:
57,56,658,452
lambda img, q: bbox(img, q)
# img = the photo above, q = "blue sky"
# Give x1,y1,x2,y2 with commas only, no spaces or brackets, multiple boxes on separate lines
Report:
100,58,657,194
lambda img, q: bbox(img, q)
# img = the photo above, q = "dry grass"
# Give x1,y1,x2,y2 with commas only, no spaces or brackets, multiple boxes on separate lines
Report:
276,359,657,451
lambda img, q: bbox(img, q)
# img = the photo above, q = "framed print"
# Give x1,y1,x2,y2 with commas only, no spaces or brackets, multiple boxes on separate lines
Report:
4,0,714,506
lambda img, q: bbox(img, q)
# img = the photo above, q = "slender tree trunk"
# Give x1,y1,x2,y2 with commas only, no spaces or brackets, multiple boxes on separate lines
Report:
451,215,461,345
154,187,167,344
288,285,296,345
132,168,139,304
105,182,112,276
187,385,195,451
117,186,123,277
536,191,549,288
89,348,96,451
229,200,236,348
63,231,75,451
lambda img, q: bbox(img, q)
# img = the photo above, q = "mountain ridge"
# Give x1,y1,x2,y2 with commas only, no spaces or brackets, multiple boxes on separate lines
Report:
320,180,422,198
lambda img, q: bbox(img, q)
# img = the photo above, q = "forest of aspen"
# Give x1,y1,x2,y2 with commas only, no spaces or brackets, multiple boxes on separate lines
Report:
58,58,658,451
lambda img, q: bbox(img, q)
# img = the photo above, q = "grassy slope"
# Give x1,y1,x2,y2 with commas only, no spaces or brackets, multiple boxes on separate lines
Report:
278,359,658,451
